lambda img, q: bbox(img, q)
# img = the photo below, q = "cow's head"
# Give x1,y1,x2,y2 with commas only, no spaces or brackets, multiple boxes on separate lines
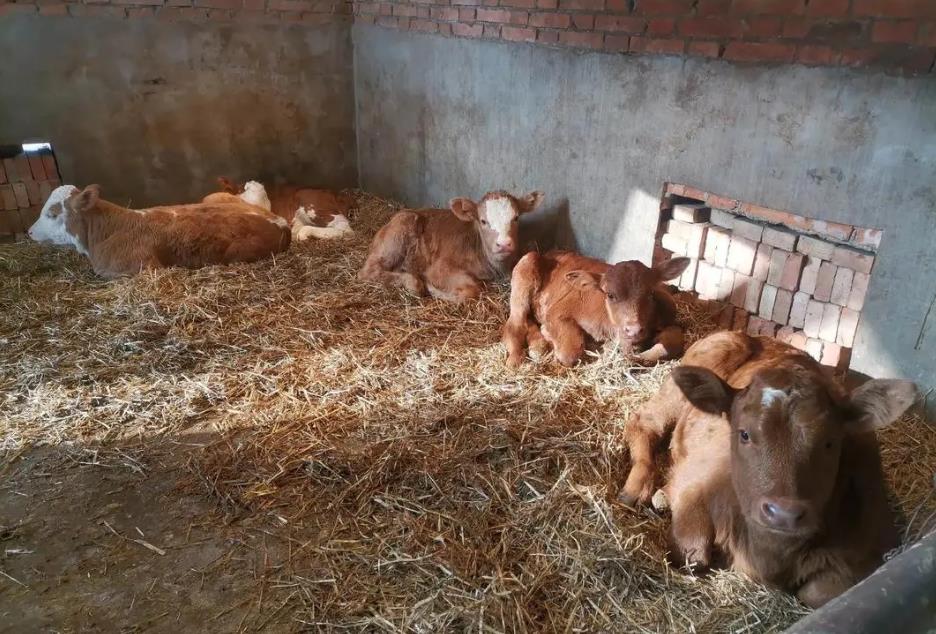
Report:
564,258,689,344
449,191,544,263
28,184,81,248
217,177,270,212
671,362,917,537
217,177,244,194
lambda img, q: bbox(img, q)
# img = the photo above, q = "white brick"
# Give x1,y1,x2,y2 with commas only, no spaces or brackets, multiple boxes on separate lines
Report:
813,261,837,302
661,233,688,256
731,274,751,308
789,291,810,329
837,307,860,348
744,277,765,314
752,243,772,281
762,225,798,251
710,208,735,229
806,338,824,361
848,272,870,311
717,269,735,301
772,289,794,325
672,203,710,224
759,284,778,320
727,235,757,276
804,300,824,338
797,235,835,260
679,257,699,291
819,303,841,343
732,216,764,242
830,267,854,306
799,256,822,295
704,226,731,267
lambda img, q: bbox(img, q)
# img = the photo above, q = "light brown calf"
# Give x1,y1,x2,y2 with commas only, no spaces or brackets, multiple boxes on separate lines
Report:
39,184,290,279
502,251,690,367
621,331,917,607
358,190,544,303
217,177,353,240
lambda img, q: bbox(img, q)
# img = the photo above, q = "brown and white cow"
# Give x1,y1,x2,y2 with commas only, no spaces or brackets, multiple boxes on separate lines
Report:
358,190,544,303
621,330,917,608
217,177,353,241
29,184,290,278
502,252,690,367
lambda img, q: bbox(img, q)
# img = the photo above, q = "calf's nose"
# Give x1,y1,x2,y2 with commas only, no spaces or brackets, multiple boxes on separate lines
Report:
760,498,808,531
495,239,514,253
622,324,645,340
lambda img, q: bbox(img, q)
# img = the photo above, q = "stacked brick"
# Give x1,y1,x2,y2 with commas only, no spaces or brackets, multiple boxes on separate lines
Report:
657,193,878,371
0,151,61,240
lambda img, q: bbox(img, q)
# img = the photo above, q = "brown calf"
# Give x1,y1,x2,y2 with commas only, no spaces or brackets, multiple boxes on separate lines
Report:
47,185,290,279
358,190,544,302
621,331,917,607
502,251,690,367
217,177,353,240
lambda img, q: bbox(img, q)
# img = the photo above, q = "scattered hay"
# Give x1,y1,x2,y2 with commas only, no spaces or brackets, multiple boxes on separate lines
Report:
1,191,933,632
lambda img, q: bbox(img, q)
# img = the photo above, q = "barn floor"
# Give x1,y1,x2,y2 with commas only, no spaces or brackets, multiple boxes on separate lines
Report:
1,192,934,633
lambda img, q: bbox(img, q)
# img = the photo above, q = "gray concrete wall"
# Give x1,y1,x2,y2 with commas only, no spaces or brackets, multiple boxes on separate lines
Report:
353,25,936,405
0,16,356,206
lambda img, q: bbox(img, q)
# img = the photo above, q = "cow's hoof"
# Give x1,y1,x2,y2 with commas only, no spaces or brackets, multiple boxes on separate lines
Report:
651,489,670,511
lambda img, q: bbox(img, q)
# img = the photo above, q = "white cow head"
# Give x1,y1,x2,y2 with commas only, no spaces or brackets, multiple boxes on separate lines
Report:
239,181,271,212
449,190,544,263
28,185,81,249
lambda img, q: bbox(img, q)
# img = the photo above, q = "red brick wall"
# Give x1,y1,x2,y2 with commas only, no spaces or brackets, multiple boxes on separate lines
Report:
354,0,936,74
0,0,351,25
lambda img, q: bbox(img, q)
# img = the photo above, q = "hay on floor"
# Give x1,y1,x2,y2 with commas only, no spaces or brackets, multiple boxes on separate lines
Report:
0,191,933,632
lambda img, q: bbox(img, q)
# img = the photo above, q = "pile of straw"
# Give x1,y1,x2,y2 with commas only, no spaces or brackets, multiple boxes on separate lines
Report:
1,192,933,631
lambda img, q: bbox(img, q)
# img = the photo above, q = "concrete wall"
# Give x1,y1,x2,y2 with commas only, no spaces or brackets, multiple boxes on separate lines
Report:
0,16,356,206
354,25,936,404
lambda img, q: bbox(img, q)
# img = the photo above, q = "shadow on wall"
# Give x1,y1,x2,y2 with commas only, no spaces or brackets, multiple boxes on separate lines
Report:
522,197,577,254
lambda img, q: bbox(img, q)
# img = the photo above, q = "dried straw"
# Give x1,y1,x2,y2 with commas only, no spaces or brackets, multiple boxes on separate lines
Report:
1,191,933,632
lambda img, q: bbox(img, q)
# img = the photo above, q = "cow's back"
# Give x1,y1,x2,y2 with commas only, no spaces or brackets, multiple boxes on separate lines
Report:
271,186,351,225
533,251,611,331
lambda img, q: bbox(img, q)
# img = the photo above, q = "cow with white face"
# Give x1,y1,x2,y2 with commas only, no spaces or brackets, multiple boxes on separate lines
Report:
358,190,544,303
28,185,82,249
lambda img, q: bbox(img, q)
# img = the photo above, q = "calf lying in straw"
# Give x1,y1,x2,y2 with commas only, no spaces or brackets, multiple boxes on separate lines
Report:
622,330,917,607
502,252,690,367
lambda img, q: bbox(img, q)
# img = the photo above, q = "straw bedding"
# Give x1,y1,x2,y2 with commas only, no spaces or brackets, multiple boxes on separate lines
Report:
1,191,934,632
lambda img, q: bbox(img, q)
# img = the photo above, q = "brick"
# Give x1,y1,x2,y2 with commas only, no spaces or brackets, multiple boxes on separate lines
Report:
24,154,47,182
558,30,604,48
557,0,603,9
790,331,808,351
571,13,594,29
747,315,768,337
22,180,40,206
805,338,823,361
766,249,796,289
772,288,793,325
730,274,750,308
872,20,918,44
920,21,936,46
629,37,687,55
603,34,630,51
779,252,805,291
453,22,484,36
850,226,883,250
746,16,783,37
813,261,837,302
820,342,842,368
38,181,54,205
761,320,780,337
678,17,745,38
11,183,29,209
752,243,772,281
717,269,735,301
431,7,458,20
829,267,854,306
704,226,731,267
727,235,757,276
594,15,645,33
672,203,710,224
724,42,797,63
14,155,31,184
710,208,735,229
819,303,841,343
798,256,822,295
831,245,875,274
733,0,804,13
806,0,849,16
847,272,870,311
633,0,687,13
0,185,16,211
797,44,840,65
695,261,722,300
696,0,730,14
762,225,797,251
668,220,709,257
17,206,40,230
836,307,860,347
538,29,561,44
688,41,722,58
759,284,778,320
796,234,835,260
804,299,824,338
773,326,794,344
732,217,764,242
529,12,570,27
2,158,18,183
647,17,676,35
678,257,699,291
809,219,854,242
661,233,688,256
789,291,811,329
853,0,936,18
502,25,536,40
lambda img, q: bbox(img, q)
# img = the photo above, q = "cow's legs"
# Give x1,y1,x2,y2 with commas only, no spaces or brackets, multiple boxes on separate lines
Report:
357,212,426,296
797,573,853,609
424,266,481,303
636,325,685,364
543,318,586,367
620,377,684,505
669,485,714,569
503,252,543,368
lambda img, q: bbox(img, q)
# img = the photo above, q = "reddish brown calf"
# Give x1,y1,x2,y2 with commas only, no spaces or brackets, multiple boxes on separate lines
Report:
358,190,543,303
621,331,917,607
502,251,690,367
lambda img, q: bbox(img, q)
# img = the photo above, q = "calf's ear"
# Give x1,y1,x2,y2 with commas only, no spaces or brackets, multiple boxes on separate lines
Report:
518,191,544,215
843,379,918,434
655,257,691,282
565,270,602,291
217,177,237,193
449,197,478,222
69,185,101,213
671,366,736,415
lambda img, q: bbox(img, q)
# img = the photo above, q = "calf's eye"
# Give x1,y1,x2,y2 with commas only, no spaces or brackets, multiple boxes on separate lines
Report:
739,430,751,443
480,219,488,226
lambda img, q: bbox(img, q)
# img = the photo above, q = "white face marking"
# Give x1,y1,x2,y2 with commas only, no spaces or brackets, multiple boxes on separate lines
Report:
28,185,82,250
761,387,787,408
482,197,516,244
239,181,271,211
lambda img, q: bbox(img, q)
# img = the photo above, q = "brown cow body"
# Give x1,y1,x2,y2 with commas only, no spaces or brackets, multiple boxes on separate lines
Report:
622,331,917,607
502,251,690,367
358,191,543,303
57,185,290,279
